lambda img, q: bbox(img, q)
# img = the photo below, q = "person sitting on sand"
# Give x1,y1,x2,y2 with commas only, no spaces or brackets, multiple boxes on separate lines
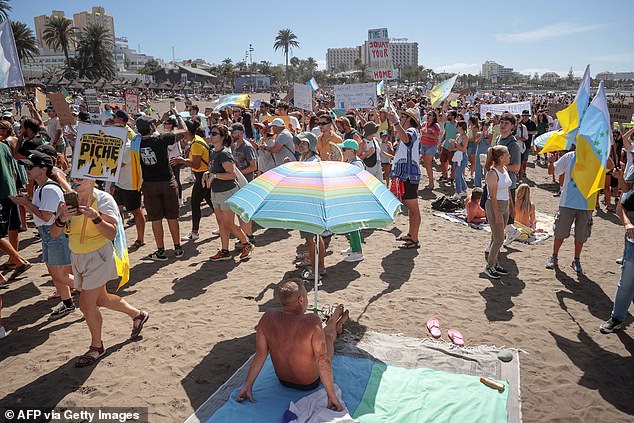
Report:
237,279,348,411
514,183,536,229
466,187,487,224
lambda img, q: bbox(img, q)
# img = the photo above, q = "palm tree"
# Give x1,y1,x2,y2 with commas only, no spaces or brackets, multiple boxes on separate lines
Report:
74,24,115,80
0,1,12,22
273,29,299,84
11,21,38,61
42,16,76,67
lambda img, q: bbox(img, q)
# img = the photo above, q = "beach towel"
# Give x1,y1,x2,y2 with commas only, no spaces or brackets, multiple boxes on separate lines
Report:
286,385,357,423
432,210,491,231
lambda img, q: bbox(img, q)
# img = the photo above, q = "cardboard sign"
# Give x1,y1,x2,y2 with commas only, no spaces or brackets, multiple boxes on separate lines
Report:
608,102,634,124
368,28,396,80
35,88,47,111
546,103,567,117
480,101,532,117
48,92,74,126
293,83,312,112
334,83,377,109
84,88,101,124
250,93,271,103
70,123,126,182
124,91,139,115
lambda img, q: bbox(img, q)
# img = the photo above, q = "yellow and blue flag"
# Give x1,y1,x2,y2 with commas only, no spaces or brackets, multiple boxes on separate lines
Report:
130,134,142,191
571,81,611,199
214,94,250,111
376,80,384,96
114,210,130,290
430,75,458,108
541,65,591,153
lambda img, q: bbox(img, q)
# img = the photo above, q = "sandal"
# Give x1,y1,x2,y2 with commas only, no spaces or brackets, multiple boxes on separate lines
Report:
396,234,413,242
399,240,420,249
75,342,105,367
129,240,146,251
130,310,150,339
0,262,17,271
8,262,32,281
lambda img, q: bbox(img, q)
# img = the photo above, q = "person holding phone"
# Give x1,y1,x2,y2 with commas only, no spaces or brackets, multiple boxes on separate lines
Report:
51,177,149,367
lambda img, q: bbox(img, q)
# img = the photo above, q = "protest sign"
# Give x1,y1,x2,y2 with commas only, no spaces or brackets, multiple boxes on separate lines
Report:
608,102,634,124
368,28,395,80
124,91,139,115
70,123,126,182
35,88,47,111
84,88,101,124
293,83,312,112
334,83,377,109
546,103,567,117
48,92,74,126
250,93,271,103
480,101,532,117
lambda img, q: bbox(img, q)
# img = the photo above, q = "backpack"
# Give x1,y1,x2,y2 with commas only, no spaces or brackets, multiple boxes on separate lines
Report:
37,180,63,201
363,138,378,168
431,195,463,212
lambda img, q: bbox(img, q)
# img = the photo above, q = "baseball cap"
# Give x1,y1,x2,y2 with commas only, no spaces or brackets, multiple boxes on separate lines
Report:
35,144,57,157
113,109,129,121
230,122,245,132
18,151,54,168
136,115,157,134
270,118,286,128
337,139,359,152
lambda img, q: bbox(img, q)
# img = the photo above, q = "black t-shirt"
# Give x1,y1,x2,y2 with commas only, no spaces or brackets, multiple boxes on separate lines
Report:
18,128,49,157
210,148,237,192
139,133,175,182
523,120,537,146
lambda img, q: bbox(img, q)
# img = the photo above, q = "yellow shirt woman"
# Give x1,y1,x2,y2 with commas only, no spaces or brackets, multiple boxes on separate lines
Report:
190,135,210,173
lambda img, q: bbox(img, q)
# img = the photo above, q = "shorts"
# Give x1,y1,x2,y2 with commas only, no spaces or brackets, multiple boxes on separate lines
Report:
420,144,438,156
439,147,454,164
72,242,119,291
467,142,477,155
553,207,593,243
299,230,315,239
114,186,142,211
142,179,180,221
521,145,531,162
0,198,22,238
401,180,419,200
39,225,71,266
211,187,240,211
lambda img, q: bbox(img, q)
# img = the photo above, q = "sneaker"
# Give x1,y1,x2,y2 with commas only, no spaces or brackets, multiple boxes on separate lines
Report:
174,245,184,258
545,255,558,269
503,227,521,246
571,259,583,274
181,232,199,242
484,243,491,254
340,247,351,255
494,265,509,275
484,266,500,279
235,235,255,250
239,242,254,260
211,229,221,236
210,249,232,261
343,252,364,262
616,257,624,265
50,302,76,319
599,317,623,334
147,250,167,261
0,326,8,340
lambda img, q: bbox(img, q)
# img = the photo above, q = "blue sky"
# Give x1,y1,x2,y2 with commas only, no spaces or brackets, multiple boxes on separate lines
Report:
10,0,634,76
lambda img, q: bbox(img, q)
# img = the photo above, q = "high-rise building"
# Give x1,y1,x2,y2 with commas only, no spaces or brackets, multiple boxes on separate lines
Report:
361,41,418,69
34,10,71,54
326,47,361,72
481,61,514,79
73,6,115,42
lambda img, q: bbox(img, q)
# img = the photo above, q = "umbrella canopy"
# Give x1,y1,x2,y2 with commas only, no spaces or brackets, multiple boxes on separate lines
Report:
227,161,401,235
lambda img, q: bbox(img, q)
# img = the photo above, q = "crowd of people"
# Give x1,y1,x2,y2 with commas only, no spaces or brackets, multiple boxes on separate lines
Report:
0,87,632,386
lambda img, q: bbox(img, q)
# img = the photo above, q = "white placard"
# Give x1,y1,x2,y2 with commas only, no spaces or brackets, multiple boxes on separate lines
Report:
480,101,532,117
70,123,126,182
293,83,313,112
334,83,377,109
84,88,101,124
368,28,396,80
124,91,139,115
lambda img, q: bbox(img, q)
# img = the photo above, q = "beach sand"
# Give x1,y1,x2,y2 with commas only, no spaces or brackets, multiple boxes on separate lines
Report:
0,102,631,422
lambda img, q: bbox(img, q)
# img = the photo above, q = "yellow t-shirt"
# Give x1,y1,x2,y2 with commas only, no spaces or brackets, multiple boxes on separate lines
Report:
67,190,118,254
379,119,389,134
190,135,209,173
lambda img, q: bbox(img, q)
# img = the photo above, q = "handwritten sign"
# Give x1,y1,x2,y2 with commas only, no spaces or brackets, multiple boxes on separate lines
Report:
334,83,377,109
608,102,634,124
70,123,126,182
293,83,312,112
368,28,396,81
35,88,47,112
480,101,532,117
84,88,101,124
124,91,139,115
48,92,74,126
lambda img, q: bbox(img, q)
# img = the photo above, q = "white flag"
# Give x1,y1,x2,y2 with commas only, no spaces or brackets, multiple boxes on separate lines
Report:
0,20,24,89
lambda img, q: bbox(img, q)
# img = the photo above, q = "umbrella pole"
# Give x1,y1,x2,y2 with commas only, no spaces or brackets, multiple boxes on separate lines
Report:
314,234,320,311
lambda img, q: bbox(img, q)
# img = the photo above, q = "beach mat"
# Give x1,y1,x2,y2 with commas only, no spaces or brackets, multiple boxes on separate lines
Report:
185,332,522,423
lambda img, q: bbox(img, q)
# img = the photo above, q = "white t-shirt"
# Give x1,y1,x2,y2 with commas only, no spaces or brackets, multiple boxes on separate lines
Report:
33,182,64,226
46,117,61,142
116,142,137,190
289,115,301,132
95,188,119,219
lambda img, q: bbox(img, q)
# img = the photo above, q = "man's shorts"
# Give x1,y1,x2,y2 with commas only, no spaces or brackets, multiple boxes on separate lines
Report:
114,186,142,211
467,142,477,155
211,187,240,211
521,144,531,162
553,207,593,243
0,198,22,238
72,242,119,291
439,147,453,164
142,179,180,221
39,225,71,266
401,180,419,200
420,144,438,156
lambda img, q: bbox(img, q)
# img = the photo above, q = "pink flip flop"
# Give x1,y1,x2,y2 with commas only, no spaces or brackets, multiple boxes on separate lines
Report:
426,317,441,339
448,329,465,346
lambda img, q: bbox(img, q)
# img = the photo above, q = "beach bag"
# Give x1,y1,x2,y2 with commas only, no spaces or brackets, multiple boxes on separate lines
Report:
431,195,462,212
390,177,404,201
452,151,464,163
363,139,378,168
234,164,249,188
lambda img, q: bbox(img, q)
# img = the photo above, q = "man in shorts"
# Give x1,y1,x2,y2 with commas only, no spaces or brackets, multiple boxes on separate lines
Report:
439,110,457,182
136,115,185,261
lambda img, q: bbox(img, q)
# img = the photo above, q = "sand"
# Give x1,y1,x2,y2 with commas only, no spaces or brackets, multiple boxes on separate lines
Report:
1,101,632,422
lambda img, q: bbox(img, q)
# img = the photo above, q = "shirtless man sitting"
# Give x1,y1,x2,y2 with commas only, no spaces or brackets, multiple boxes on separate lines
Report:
237,279,349,411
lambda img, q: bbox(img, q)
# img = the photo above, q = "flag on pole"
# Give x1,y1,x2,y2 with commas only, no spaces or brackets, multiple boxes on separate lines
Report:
306,77,319,92
213,94,250,111
571,81,611,198
129,134,142,191
430,75,458,107
377,80,385,95
0,19,25,89
114,211,130,290
540,65,591,153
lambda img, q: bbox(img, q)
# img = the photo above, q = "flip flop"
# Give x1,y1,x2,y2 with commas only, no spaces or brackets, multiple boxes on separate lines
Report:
426,317,441,339
396,234,413,242
8,262,32,281
448,329,465,346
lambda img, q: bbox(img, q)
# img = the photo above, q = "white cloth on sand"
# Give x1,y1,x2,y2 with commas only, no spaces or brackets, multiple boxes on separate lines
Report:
287,384,357,423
